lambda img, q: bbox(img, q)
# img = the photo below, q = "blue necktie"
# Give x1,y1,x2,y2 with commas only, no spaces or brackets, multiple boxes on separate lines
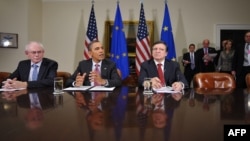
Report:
191,53,195,69
32,64,38,81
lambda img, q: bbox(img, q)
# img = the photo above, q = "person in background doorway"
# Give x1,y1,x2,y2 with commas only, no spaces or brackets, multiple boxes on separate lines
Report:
232,31,250,88
182,43,197,87
196,39,217,72
216,39,235,73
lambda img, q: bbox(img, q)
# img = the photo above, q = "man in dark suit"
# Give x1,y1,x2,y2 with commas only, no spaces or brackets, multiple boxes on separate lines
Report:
66,40,122,87
196,39,217,72
138,41,188,91
2,41,58,89
182,43,198,87
232,31,250,88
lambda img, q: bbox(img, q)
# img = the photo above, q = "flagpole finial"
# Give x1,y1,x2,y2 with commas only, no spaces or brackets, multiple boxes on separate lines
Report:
140,0,144,4
117,0,119,4
165,0,167,3
91,0,94,5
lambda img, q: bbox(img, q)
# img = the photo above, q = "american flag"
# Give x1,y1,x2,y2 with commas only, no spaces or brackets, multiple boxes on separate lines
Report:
83,4,98,60
135,3,151,75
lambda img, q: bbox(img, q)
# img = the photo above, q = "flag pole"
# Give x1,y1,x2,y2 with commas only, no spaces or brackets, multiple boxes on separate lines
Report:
91,0,94,4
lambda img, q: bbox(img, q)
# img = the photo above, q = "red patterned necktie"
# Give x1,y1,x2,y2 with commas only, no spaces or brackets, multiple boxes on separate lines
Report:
94,64,100,86
157,63,165,85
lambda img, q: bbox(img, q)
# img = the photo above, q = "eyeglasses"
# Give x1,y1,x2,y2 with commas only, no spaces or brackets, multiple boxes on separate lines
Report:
29,51,43,54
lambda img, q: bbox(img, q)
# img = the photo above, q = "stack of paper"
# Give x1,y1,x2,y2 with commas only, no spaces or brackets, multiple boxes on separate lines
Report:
89,86,115,91
63,86,115,91
153,86,180,93
63,86,93,91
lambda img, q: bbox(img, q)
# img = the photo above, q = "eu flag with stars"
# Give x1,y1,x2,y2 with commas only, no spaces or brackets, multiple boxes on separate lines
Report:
161,2,176,61
110,4,129,80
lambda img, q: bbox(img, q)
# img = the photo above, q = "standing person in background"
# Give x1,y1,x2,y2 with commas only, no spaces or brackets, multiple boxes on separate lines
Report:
216,40,235,73
182,43,197,87
232,31,250,88
2,41,58,89
214,40,227,66
196,39,217,72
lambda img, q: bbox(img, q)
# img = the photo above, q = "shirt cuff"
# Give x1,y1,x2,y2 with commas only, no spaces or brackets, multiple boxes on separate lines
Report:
103,79,109,86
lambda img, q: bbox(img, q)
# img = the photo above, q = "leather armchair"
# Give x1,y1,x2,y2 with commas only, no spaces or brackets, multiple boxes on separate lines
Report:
245,73,250,88
193,72,236,88
56,71,71,86
0,72,11,84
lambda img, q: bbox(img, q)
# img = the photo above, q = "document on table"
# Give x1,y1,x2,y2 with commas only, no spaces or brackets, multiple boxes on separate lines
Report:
63,86,93,91
89,86,115,91
0,88,26,91
153,86,180,93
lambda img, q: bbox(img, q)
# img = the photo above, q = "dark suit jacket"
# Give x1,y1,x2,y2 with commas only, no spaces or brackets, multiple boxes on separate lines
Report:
182,52,198,87
8,58,58,88
232,43,246,76
66,59,122,87
182,52,198,73
196,47,217,72
138,59,189,88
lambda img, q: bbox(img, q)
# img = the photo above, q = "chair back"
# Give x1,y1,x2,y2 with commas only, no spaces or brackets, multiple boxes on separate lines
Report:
56,71,71,86
0,72,11,84
193,72,236,88
245,73,250,88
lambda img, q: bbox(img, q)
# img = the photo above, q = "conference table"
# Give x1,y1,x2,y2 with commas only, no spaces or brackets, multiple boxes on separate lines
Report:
0,86,249,141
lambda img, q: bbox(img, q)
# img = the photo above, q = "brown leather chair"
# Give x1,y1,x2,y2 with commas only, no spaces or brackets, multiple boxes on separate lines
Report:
0,72,11,84
56,71,71,86
245,73,250,88
193,72,236,88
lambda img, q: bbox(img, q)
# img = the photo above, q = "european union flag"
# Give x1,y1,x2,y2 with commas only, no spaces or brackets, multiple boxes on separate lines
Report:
161,2,176,61
110,4,129,80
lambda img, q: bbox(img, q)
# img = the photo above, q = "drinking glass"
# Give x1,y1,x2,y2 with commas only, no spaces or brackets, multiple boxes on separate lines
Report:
143,77,153,95
54,77,64,94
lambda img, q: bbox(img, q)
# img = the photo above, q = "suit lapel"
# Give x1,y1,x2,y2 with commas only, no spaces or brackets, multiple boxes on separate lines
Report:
150,60,158,77
163,61,171,83
101,59,108,76
38,60,47,80
23,60,31,81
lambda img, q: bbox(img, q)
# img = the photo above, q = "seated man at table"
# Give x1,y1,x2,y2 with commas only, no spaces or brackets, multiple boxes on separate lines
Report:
2,41,58,89
66,40,122,87
138,41,188,91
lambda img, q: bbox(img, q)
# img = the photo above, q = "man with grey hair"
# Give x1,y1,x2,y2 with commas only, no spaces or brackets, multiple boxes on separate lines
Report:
2,41,58,89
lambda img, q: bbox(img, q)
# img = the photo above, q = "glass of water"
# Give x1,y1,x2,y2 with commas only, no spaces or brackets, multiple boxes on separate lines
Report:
54,77,64,94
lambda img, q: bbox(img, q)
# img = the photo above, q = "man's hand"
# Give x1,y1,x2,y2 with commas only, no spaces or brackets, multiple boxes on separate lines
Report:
75,73,86,87
2,78,27,89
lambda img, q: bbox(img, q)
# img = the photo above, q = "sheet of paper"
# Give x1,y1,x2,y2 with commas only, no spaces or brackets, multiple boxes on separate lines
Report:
153,86,180,93
63,86,93,91
0,88,26,92
209,53,217,58
89,86,115,91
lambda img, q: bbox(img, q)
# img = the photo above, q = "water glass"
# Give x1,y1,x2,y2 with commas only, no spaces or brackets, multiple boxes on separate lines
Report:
54,77,64,94
143,77,153,95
